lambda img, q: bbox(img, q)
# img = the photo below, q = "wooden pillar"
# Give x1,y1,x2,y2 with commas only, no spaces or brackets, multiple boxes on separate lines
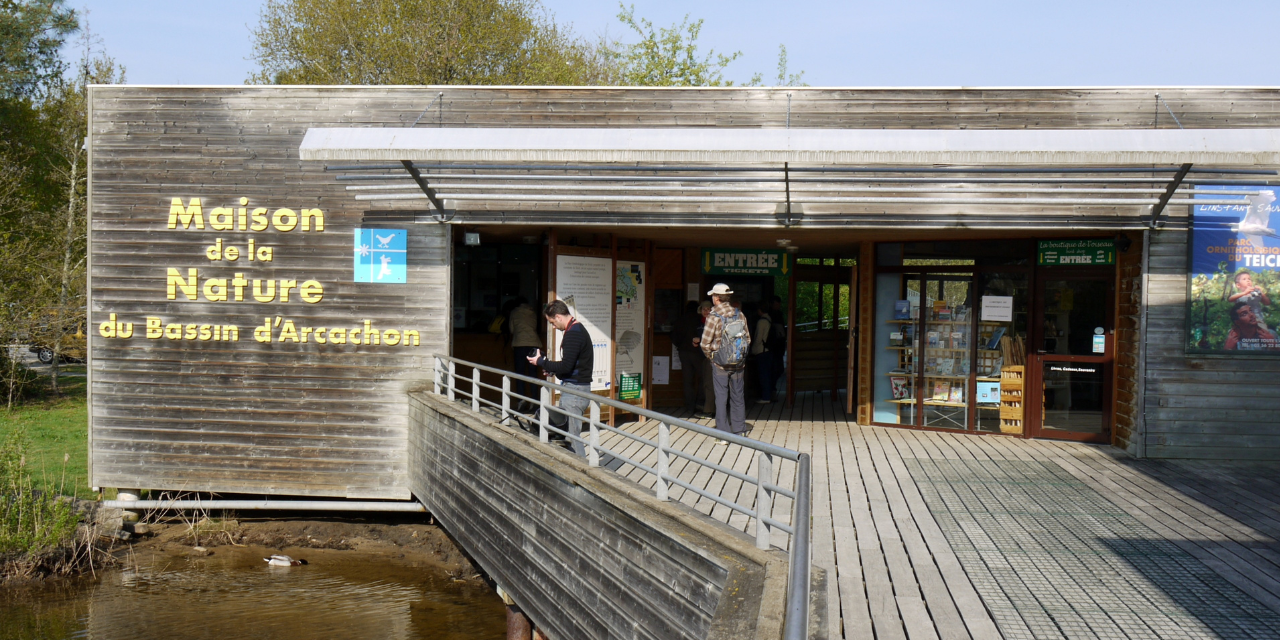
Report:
856,242,875,424
643,240,655,410
505,606,532,640
786,256,797,407
609,235,618,426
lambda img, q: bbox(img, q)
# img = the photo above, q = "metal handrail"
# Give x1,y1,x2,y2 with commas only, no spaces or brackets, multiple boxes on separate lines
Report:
431,355,811,639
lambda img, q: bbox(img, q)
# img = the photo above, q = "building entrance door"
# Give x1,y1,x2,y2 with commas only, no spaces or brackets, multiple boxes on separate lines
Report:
792,262,853,402
1029,270,1114,443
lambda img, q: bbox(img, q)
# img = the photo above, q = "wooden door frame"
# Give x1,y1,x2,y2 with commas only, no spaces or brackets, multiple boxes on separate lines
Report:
1026,266,1116,443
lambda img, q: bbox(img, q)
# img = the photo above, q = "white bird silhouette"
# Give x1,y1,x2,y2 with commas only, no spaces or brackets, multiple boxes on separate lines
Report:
264,555,307,566
375,233,396,248
1231,191,1280,246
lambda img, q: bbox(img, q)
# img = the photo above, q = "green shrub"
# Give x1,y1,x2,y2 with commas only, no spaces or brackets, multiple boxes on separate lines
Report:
0,426,79,562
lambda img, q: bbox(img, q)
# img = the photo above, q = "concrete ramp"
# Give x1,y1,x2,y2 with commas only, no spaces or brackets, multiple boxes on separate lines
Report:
408,391,825,640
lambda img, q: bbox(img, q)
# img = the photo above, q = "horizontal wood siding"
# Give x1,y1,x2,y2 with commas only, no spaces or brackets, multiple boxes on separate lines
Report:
1143,227,1280,459
408,392,790,640
89,87,453,498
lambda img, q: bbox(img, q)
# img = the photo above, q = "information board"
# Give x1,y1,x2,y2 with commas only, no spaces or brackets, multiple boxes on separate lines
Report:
554,255,613,389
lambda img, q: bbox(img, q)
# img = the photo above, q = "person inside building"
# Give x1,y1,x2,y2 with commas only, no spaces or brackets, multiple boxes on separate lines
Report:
506,296,541,411
752,304,774,404
527,300,594,455
701,284,751,439
696,301,715,418
672,300,708,414
767,294,787,400
1225,300,1279,350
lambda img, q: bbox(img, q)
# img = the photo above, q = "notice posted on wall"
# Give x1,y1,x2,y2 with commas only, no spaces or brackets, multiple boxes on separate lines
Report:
980,296,1014,322
671,345,682,371
652,356,670,385
555,255,613,389
1189,186,1280,354
615,261,646,379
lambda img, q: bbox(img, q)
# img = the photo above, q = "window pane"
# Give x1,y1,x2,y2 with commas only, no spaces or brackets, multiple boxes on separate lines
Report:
874,273,920,425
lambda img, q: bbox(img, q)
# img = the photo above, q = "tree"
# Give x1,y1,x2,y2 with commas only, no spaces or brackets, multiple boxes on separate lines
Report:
604,4,743,87
0,0,77,99
249,0,611,86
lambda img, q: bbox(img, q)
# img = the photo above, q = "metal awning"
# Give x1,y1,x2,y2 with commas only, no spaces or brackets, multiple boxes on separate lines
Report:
299,127,1280,230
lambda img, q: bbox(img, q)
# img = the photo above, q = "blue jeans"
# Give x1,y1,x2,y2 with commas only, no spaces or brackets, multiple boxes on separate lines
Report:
557,381,592,457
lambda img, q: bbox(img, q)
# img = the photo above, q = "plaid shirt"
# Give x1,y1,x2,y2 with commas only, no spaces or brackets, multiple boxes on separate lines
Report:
701,301,750,365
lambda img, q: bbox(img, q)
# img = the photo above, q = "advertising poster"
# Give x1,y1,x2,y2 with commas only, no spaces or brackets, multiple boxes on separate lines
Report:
615,261,647,379
1189,186,1280,354
554,255,613,389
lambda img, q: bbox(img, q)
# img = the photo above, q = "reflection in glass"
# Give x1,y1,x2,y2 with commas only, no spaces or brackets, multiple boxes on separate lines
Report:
1042,362,1106,434
921,276,971,430
975,273,1029,433
874,273,919,425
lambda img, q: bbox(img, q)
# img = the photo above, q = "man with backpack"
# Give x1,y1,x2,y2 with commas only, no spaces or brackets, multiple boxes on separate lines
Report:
700,284,751,438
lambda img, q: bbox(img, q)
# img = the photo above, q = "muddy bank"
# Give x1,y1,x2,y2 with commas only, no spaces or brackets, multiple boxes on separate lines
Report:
1,515,506,640
128,514,485,581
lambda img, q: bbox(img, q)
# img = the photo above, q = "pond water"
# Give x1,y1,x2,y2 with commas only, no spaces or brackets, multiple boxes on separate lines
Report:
0,545,506,640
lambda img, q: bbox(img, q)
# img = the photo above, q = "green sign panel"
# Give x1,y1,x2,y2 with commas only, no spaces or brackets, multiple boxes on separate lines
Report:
702,248,790,276
618,373,642,400
1037,240,1116,266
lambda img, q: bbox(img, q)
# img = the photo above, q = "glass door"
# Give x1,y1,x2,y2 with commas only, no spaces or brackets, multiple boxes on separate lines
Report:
1030,271,1114,442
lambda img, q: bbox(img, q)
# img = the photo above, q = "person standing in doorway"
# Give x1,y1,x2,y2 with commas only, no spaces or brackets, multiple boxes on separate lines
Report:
527,300,594,456
672,300,707,414
752,305,774,404
507,297,541,411
701,284,751,438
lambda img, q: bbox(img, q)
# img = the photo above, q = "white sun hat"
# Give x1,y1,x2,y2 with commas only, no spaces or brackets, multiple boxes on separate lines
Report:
707,283,734,296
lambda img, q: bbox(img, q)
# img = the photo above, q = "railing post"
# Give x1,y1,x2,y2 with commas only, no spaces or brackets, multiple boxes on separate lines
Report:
447,361,456,401
656,422,670,501
471,367,481,412
755,452,773,550
538,386,550,443
587,401,600,467
501,374,511,421
433,356,441,395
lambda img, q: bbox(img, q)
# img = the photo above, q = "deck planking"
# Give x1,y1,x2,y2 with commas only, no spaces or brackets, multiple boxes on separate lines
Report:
587,392,1280,639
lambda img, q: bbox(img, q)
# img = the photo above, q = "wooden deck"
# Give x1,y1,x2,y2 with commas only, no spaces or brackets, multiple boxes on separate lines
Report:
598,393,1280,640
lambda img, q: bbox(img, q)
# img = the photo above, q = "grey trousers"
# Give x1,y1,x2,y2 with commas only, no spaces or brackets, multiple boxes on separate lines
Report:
557,381,592,457
711,365,746,435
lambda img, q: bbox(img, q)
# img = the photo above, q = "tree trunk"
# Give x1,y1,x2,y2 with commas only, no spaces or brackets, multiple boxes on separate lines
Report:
52,151,80,395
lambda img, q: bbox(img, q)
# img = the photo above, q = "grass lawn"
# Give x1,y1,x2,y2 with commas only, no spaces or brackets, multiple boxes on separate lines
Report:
4,375,93,499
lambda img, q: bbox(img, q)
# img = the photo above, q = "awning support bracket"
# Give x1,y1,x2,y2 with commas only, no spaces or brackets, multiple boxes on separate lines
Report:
783,162,793,227
1149,162,1192,229
402,160,453,221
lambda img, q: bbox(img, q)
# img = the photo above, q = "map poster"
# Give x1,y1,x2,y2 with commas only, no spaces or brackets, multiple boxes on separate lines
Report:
615,262,646,382
1189,186,1280,355
555,255,613,389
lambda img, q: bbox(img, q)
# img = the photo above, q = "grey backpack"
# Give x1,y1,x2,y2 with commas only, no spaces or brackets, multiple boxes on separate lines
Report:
712,310,750,368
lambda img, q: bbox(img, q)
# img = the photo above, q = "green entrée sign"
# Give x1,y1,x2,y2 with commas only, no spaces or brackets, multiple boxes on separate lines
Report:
702,248,791,276
1037,240,1116,266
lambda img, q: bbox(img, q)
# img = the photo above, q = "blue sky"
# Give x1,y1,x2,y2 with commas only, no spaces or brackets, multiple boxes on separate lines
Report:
73,0,1280,86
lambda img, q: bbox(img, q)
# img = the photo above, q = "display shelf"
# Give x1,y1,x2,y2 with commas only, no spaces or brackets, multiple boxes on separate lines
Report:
922,374,967,380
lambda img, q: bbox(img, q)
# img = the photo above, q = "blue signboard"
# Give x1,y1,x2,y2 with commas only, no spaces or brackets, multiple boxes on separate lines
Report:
1189,187,1280,354
353,228,407,284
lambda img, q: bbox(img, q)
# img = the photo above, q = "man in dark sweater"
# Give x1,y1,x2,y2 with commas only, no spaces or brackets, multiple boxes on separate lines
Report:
527,300,594,456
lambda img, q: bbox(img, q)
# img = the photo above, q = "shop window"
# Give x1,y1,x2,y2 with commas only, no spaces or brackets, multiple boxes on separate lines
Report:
873,268,1030,432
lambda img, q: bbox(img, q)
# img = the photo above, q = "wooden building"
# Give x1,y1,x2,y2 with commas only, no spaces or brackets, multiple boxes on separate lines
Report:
87,86,1280,498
